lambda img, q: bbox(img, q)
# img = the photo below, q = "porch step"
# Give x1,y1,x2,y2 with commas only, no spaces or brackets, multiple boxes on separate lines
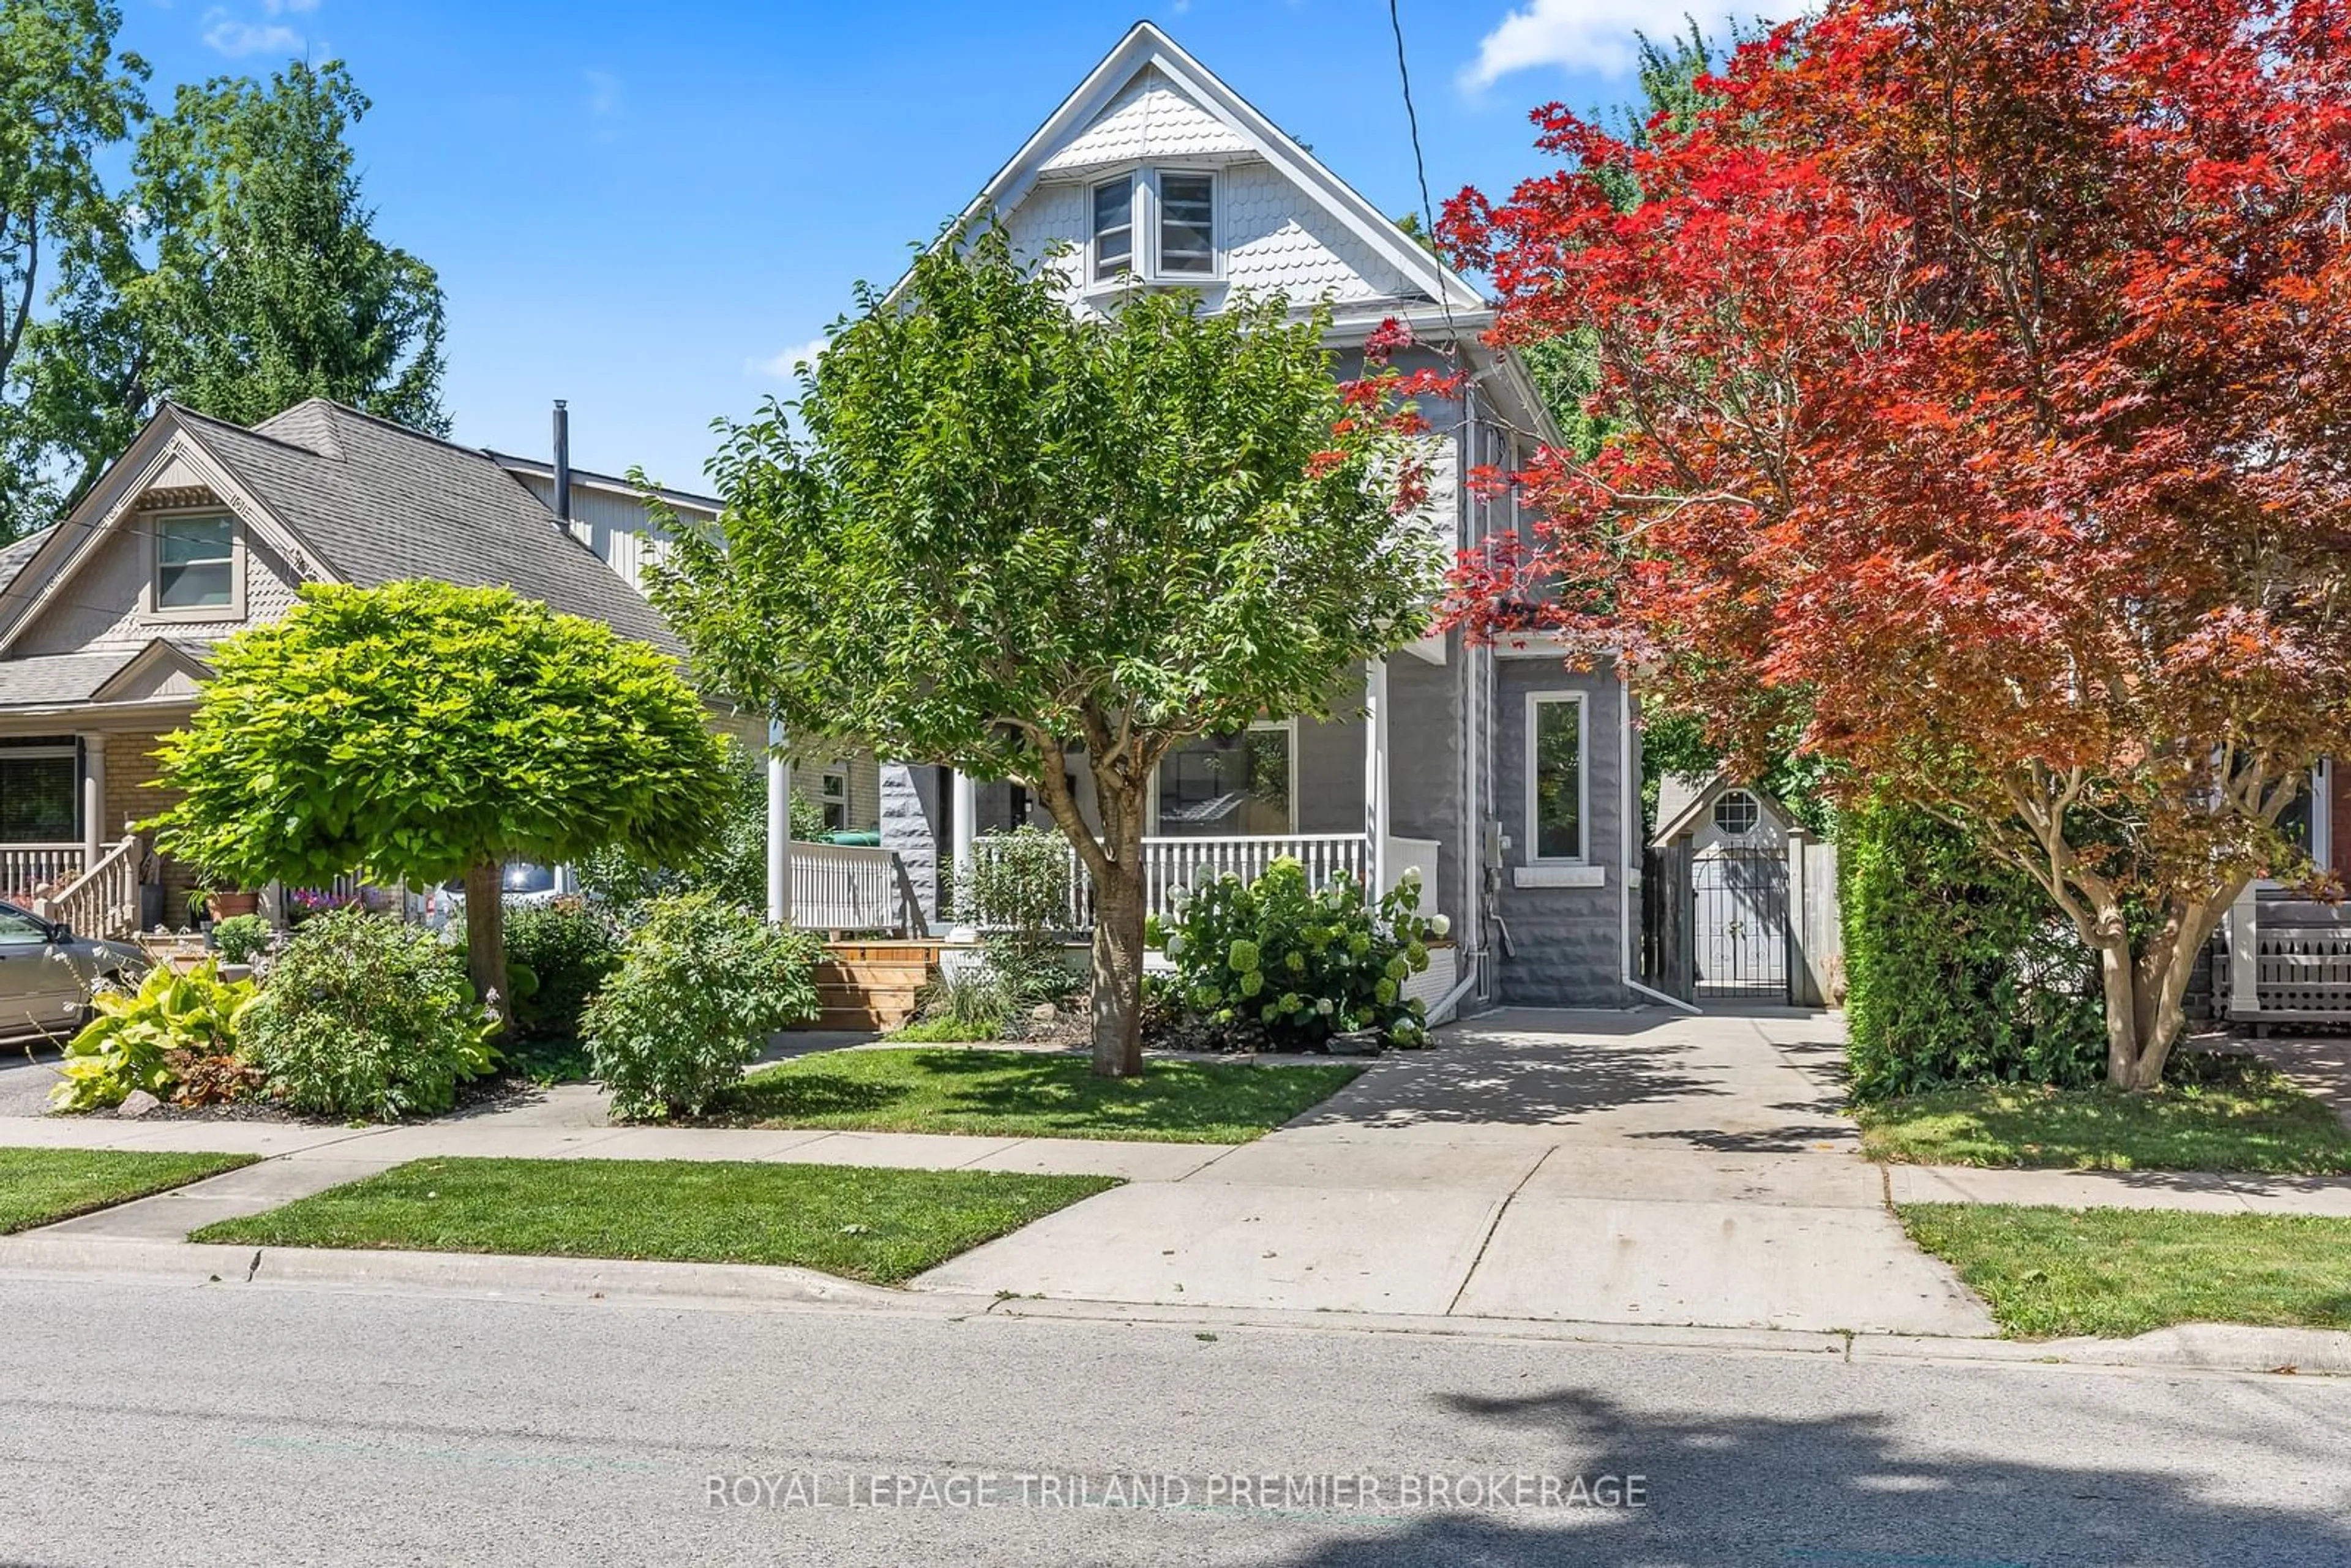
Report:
789,942,936,1031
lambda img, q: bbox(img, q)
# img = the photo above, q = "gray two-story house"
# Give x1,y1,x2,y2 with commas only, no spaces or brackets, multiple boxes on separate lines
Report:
880,23,1647,1014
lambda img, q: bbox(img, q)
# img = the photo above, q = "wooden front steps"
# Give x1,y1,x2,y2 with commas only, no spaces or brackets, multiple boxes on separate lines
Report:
794,940,939,1032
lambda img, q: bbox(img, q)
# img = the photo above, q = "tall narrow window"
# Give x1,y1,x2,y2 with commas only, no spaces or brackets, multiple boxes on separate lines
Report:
1092,177,1133,282
1158,172,1215,275
1154,723,1292,836
819,769,849,834
1527,695,1584,861
155,514,234,609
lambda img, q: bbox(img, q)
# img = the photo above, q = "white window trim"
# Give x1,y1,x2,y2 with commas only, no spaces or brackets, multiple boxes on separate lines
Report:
1523,691,1589,866
144,506,247,624
1147,716,1297,838
1088,165,1224,292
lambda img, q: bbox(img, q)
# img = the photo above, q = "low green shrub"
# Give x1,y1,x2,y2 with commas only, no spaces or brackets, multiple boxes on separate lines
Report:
960,827,1077,933
585,891,824,1120
1167,858,1444,1049
503,903,618,1040
574,738,828,913
50,961,258,1113
902,964,1013,1042
209,914,272,966
1841,800,2104,1100
239,907,500,1120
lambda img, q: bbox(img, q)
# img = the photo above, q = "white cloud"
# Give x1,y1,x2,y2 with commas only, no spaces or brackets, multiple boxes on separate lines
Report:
749,338,830,382
1463,0,1790,87
202,10,303,57
263,0,321,13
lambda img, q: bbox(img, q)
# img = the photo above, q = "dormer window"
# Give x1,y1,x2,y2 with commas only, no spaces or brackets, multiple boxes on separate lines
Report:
1158,173,1215,274
154,513,235,611
1090,168,1218,285
1092,178,1134,282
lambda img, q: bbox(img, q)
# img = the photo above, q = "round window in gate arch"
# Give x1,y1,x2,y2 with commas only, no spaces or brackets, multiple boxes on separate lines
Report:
1712,789,1761,838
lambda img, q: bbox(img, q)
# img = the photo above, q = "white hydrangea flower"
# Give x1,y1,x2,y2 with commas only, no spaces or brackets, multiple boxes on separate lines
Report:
1430,913,1452,937
1164,933,1185,958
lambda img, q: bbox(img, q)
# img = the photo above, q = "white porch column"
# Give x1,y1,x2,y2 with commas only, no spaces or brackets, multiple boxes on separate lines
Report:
1364,656,1390,895
950,768,978,924
765,718,792,926
2229,881,2260,1020
77,732,105,867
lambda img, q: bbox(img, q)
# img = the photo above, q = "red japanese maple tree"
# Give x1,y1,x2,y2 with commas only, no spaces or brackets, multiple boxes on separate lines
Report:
1441,0,2351,1088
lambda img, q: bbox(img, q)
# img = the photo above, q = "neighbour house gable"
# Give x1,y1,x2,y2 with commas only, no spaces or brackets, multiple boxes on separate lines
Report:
0,399,685,669
0,410,332,661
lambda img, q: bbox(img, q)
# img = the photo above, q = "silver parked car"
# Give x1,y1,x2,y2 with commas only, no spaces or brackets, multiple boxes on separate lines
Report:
0,901,145,1040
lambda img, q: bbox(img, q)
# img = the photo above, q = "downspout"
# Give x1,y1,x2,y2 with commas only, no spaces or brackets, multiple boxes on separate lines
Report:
1621,674,1699,1013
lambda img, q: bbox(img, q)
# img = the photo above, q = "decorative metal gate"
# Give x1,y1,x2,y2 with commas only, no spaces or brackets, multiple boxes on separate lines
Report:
1690,848,1790,1001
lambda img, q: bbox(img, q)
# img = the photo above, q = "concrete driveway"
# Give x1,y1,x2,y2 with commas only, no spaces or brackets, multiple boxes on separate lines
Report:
917,1008,1995,1337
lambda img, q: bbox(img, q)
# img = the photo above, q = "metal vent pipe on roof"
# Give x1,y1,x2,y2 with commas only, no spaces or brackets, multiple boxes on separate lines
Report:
552,399,572,522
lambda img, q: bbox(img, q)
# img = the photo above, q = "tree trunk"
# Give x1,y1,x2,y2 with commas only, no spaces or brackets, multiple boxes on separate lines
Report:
2093,896,2229,1092
1089,860,1147,1078
463,858,509,1029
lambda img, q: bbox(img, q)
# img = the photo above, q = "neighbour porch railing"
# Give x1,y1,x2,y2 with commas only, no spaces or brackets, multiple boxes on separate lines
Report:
0,842,86,904
964,832,1377,929
43,837,139,940
790,842,928,937
2227,888,2351,1025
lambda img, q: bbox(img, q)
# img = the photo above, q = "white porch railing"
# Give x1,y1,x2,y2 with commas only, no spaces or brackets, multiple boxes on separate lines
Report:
964,832,1377,928
790,842,926,936
47,837,141,939
2227,887,2351,1024
0,842,86,902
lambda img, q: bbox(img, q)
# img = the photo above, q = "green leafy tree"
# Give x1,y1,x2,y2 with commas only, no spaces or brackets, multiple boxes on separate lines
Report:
0,0,148,536
7,55,445,532
653,227,1438,1076
149,581,730,1019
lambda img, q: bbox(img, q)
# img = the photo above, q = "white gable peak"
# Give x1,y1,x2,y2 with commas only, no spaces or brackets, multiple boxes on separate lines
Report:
1039,66,1251,173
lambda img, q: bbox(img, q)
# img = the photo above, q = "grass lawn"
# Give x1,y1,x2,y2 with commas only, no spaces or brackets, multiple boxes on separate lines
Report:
1899,1202,2351,1339
190,1156,1117,1285
712,1047,1362,1144
1,1146,258,1234
1856,1052,2351,1174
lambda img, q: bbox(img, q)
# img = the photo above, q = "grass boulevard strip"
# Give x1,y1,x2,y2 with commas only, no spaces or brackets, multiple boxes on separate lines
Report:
1899,1202,2351,1338
1856,1052,2351,1174
0,1147,260,1234
702,1048,1363,1145
190,1156,1120,1285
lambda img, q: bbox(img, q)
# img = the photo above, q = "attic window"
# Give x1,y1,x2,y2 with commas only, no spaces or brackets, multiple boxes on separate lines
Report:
1091,170,1218,285
155,514,234,610
1158,173,1215,274
1092,177,1134,282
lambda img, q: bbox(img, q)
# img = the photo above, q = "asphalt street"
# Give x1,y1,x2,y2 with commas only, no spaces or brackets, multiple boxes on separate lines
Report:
1,1275,2347,1566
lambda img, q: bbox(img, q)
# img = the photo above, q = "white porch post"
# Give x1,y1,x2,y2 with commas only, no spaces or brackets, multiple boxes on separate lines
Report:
2229,882,2260,1019
765,718,792,925
950,769,978,926
1364,656,1390,895
77,732,105,866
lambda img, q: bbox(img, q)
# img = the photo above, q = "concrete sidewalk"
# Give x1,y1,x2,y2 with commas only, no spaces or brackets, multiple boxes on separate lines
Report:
13,1011,2351,1340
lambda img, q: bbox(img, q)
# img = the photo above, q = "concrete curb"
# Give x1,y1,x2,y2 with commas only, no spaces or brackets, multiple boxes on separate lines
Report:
0,1234,956,1316
8,1232,2344,1376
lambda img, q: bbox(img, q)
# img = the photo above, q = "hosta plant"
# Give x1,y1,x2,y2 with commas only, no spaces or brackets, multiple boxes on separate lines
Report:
50,960,259,1113
1166,858,1445,1049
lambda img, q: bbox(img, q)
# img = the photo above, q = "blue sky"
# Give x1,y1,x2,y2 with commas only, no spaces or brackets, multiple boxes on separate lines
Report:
119,0,1780,490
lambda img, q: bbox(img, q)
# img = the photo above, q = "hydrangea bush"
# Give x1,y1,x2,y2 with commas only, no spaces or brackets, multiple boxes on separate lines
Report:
1164,858,1447,1049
